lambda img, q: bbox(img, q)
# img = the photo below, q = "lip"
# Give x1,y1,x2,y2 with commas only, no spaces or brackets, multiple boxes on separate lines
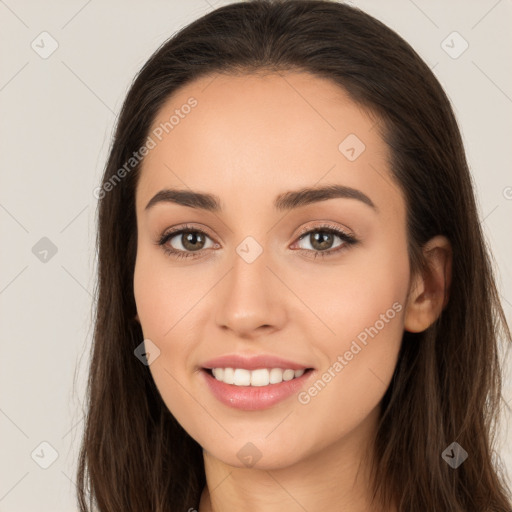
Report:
201,367,316,411
201,353,312,371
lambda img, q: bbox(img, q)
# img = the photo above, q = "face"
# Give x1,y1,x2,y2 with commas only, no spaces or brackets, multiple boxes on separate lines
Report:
133,71,411,469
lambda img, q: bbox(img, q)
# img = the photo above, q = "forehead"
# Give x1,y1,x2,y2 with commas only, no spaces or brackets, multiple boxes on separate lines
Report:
136,71,402,220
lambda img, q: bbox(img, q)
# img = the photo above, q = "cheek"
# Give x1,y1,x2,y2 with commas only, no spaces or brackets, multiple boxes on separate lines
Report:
133,249,204,431
289,229,409,346
133,256,167,338
133,243,210,379
133,244,196,339
133,251,207,423
294,236,409,428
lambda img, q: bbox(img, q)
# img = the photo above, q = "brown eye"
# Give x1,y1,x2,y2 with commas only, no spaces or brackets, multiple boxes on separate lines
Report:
173,231,208,252
293,225,358,259
157,225,217,259
301,231,337,251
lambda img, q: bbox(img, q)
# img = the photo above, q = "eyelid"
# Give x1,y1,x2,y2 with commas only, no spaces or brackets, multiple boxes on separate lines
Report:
295,221,355,239
158,222,217,244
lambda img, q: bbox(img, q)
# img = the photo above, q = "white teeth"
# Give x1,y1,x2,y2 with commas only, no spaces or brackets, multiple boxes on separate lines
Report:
210,367,308,386
212,368,224,380
251,369,269,386
233,368,251,386
222,367,234,384
269,368,283,384
283,369,295,381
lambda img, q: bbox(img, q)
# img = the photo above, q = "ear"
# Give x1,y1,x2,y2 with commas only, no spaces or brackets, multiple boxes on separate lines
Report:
134,313,140,323
404,235,452,333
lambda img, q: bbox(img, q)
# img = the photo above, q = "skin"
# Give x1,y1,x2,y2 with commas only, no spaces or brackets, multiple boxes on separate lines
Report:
133,71,452,512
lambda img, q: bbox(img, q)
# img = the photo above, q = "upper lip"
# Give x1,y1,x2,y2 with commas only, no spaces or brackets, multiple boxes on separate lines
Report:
201,353,313,371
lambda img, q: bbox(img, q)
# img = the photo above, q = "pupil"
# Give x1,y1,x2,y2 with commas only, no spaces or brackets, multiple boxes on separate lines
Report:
312,232,332,250
184,232,204,251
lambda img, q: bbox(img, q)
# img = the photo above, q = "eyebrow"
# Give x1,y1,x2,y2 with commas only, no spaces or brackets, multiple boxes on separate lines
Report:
144,184,377,213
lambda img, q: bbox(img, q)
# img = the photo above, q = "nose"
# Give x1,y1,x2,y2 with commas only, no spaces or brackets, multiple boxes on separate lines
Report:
214,244,288,339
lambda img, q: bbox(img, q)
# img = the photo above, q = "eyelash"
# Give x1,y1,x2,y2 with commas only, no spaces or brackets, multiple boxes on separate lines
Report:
156,223,358,260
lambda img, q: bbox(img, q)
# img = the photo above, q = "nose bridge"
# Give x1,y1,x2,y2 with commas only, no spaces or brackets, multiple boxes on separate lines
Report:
214,233,287,335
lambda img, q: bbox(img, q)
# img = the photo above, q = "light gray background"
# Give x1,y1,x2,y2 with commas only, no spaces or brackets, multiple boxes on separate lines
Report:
1,0,511,510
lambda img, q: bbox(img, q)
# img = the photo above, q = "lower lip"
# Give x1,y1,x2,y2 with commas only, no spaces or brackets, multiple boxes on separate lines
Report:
201,369,315,411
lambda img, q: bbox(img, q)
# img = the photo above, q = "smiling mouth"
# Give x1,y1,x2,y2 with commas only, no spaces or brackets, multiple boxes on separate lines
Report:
203,367,314,387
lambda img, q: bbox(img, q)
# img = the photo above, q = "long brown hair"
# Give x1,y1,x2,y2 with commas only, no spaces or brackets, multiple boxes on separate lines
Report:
76,1,512,510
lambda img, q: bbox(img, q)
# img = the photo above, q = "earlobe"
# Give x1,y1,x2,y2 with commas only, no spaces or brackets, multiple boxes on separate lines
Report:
404,235,452,333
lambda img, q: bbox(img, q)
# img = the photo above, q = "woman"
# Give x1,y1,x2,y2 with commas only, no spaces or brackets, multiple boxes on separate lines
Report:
77,1,512,511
